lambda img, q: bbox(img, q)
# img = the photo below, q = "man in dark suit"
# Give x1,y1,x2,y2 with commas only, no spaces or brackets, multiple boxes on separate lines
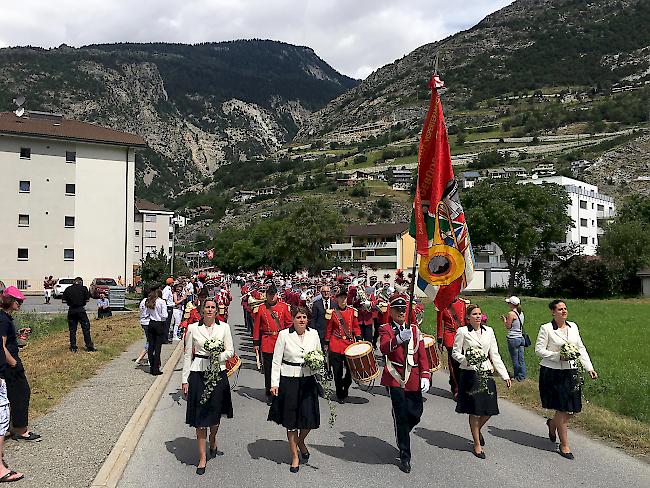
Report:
310,285,334,345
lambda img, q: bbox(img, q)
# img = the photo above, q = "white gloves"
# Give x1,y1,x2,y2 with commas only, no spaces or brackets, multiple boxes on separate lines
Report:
420,378,430,393
396,327,412,345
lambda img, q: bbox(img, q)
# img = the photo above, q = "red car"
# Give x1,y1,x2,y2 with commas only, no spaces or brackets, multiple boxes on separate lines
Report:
90,278,117,298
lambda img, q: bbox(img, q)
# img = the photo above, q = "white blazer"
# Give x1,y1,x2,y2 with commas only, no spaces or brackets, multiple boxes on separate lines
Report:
271,328,322,388
452,326,510,381
535,321,594,372
181,321,234,384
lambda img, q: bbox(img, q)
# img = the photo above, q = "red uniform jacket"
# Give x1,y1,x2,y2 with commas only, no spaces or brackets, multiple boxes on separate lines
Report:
379,322,430,392
354,294,376,326
437,299,466,348
253,301,292,353
325,307,361,355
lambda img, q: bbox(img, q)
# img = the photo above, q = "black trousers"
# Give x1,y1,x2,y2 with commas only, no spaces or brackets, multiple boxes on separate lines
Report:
360,324,373,343
329,351,352,399
446,346,461,398
244,311,254,335
5,365,30,429
147,320,166,374
262,352,274,396
372,319,381,348
97,308,112,319
165,307,174,340
387,387,423,462
68,307,94,350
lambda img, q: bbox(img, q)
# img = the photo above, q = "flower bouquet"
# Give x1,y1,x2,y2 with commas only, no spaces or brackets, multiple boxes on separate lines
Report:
465,347,492,396
560,342,584,392
304,349,336,427
200,338,226,405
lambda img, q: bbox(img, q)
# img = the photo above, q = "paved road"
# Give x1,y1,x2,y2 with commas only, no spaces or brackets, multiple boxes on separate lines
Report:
118,289,649,488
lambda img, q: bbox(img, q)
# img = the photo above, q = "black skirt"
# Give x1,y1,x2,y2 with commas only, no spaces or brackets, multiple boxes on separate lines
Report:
539,365,582,413
186,370,233,428
455,369,499,416
268,375,320,430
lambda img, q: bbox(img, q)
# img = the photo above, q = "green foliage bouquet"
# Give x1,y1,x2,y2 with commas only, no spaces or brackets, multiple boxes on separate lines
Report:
304,349,336,427
200,338,226,405
465,347,492,396
560,342,584,392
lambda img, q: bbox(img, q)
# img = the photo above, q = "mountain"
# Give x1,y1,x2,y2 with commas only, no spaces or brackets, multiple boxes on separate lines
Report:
299,0,650,139
0,40,358,200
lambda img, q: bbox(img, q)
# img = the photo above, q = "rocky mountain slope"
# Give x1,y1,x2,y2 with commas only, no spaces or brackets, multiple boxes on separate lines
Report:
299,0,650,139
0,40,358,200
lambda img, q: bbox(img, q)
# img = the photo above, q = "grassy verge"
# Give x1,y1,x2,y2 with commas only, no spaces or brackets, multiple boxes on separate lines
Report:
421,296,650,459
16,313,143,419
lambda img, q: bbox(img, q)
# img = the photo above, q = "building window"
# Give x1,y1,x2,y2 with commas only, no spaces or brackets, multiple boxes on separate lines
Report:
66,151,76,163
580,236,588,245
580,218,588,227
135,229,140,236
16,279,28,290
19,180,30,193
145,229,157,238
20,147,31,159
145,245,157,254
135,245,140,253
169,232,173,240
168,247,173,254
144,214,157,223
65,184,75,195
64,248,74,261
579,200,587,209
65,216,75,228
591,203,594,209
18,214,29,227
592,220,595,226
17,248,28,260
597,204,604,211
592,238,596,244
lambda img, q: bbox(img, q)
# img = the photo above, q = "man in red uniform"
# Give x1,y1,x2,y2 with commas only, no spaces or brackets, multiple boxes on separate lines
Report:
436,297,466,401
324,288,361,403
253,284,292,405
354,287,375,343
379,294,430,474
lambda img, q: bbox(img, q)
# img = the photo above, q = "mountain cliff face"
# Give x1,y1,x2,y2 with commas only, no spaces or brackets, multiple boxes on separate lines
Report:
0,40,358,200
299,0,650,139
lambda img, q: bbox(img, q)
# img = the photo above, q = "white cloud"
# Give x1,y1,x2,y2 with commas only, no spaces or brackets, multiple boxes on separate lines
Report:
0,0,513,78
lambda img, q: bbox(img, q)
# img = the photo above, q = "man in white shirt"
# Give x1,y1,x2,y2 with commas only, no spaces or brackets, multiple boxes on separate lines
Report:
162,278,175,343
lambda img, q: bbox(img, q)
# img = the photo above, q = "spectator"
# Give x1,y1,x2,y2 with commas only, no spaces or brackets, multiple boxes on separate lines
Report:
172,284,184,341
62,277,96,353
134,291,150,366
97,293,112,319
117,275,125,287
502,296,526,381
162,278,175,344
145,289,168,376
0,286,41,442
43,276,54,305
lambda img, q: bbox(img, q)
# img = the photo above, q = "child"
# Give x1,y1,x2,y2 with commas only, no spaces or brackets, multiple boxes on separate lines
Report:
0,378,24,482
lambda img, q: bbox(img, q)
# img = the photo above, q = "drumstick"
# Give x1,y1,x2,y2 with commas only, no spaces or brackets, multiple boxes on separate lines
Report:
255,349,261,370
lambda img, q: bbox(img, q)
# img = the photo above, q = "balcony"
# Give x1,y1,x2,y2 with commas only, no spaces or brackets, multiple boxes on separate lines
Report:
597,210,616,220
351,241,398,249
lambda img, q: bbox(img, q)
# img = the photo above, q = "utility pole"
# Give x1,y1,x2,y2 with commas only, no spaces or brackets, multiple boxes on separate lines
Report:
170,217,176,276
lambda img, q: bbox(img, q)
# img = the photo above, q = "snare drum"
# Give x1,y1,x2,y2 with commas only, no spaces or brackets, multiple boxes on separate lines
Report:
422,334,441,372
344,341,380,383
225,353,241,377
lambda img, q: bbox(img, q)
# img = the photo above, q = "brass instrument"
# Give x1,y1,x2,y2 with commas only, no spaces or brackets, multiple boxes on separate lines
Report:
248,295,266,313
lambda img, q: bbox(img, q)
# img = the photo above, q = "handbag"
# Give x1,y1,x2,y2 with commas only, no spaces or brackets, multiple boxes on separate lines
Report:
515,311,532,347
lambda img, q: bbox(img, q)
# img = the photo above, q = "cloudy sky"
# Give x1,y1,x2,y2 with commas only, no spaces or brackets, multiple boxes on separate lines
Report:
0,0,512,79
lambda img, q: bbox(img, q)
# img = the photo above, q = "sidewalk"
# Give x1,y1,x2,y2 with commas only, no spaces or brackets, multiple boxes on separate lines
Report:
5,340,178,488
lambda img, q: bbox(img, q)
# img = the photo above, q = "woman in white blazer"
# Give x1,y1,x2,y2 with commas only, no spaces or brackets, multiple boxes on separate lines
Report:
268,306,322,473
181,299,234,475
453,304,512,459
536,300,598,460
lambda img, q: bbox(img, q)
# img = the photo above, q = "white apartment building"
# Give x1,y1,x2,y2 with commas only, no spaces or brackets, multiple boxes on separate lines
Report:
522,175,615,255
0,111,145,292
133,199,174,271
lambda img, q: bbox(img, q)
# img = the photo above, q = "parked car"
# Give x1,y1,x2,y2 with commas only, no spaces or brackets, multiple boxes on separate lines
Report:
53,277,75,298
90,278,117,298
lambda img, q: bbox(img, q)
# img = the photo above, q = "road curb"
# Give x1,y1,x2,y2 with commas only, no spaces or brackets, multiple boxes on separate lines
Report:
90,340,184,488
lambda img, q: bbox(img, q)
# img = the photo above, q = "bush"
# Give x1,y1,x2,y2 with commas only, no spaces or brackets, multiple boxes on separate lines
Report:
549,256,612,298
354,154,368,164
350,184,369,197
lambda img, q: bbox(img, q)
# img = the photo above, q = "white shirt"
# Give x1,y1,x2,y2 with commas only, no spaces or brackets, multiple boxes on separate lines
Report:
148,297,169,322
185,282,194,295
452,325,510,381
139,298,150,326
535,321,594,372
271,328,322,388
182,321,234,384
162,285,174,307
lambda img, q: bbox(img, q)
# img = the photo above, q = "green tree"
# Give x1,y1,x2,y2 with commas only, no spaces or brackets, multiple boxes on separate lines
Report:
462,181,572,292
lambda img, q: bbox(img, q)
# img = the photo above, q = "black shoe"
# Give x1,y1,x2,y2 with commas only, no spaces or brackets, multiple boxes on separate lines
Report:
479,433,485,446
300,449,310,461
70,347,78,353
289,465,300,473
85,347,97,352
472,449,486,459
150,370,163,376
559,450,574,460
399,459,411,473
337,398,345,404
547,419,557,443
196,466,206,475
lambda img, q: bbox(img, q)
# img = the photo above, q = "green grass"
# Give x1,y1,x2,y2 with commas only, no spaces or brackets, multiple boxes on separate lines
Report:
421,296,650,425
13,312,69,341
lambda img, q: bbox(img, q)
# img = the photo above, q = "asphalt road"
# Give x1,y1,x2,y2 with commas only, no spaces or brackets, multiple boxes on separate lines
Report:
20,295,100,313
118,289,649,488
